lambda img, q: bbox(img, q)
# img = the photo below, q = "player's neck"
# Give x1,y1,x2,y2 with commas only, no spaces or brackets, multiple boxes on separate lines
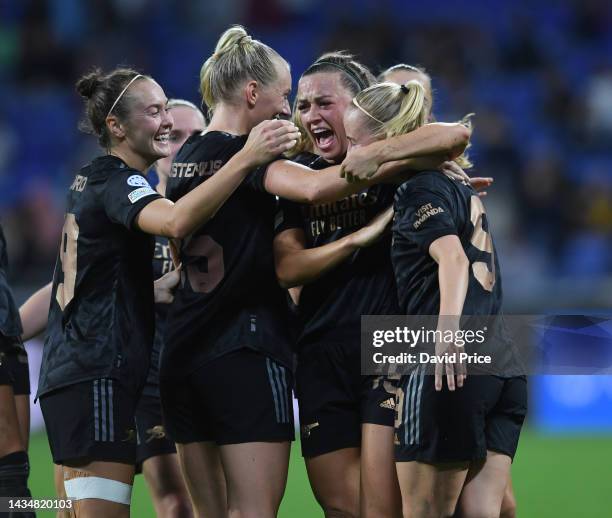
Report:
206,104,252,136
156,174,167,196
108,145,152,173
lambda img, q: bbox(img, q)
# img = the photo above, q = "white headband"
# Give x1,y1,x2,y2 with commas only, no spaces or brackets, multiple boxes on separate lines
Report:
106,74,143,118
352,98,384,124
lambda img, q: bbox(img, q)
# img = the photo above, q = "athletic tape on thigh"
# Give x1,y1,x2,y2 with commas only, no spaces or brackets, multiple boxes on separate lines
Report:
64,476,132,505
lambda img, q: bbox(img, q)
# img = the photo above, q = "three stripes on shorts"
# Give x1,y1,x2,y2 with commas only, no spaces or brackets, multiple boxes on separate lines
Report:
266,358,290,424
93,379,114,442
403,365,425,446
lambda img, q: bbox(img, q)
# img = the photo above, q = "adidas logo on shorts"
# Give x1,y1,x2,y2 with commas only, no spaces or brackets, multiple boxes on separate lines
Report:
379,397,396,410
301,422,320,439
146,425,166,443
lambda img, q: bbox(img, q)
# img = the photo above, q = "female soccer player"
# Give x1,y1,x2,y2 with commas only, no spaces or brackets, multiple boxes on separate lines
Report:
18,100,204,518
134,99,206,518
342,80,526,518
274,52,405,518
273,52,491,518
0,225,34,517
160,25,472,518
373,65,518,517
36,66,299,517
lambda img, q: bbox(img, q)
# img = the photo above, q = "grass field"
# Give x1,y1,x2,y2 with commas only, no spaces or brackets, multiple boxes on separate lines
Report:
27,428,612,517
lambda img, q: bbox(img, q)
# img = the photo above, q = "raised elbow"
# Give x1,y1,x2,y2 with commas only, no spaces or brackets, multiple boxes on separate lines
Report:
277,277,292,290
302,187,319,205
276,270,299,290
164,218,189,240
302,177,325,205
275,262,301,289
449,125,472,157
459,124,472,144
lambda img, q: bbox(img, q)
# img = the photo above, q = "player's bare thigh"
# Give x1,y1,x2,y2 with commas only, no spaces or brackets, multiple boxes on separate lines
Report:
454,451,511,518
361,423,402,518
396,460,469,518
305,447,360,518
500,477,517,518
142,453,193,517
176,441,226,518
0,385,22,455
220,441,290,518
14,394,30,450
54,464,70,518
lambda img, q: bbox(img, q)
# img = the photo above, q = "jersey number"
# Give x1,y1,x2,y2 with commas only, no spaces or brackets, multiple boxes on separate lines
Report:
469,196,495,292
56,213,79,310
184,235,224,293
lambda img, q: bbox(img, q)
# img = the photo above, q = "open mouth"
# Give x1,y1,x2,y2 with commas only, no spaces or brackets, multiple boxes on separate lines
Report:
312,128,335,151
154,133,169,144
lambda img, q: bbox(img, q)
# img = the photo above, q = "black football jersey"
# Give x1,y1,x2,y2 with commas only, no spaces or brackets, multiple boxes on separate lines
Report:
162,131,293,376
37,156,162,398
274,153,400,350
142,235,174,397
392,171,503,316
0,225,23,341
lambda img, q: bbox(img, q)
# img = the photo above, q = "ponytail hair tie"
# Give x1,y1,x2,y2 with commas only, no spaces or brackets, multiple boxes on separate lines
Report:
400,84,410,94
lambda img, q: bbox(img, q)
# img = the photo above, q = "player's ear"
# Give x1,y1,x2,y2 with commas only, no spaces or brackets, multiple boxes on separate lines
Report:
245,80,258,108
106,116,126,140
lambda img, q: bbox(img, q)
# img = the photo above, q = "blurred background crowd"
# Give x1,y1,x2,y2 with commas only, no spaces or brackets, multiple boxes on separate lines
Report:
0,0,610,307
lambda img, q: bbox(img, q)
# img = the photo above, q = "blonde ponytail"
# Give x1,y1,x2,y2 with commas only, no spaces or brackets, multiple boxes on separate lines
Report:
352,80,472,168
199,25,284,117
384,81,428,138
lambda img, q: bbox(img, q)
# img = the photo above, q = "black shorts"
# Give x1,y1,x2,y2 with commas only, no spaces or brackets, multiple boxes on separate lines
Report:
39,378,139,465
135,392,176,471
160,349,294,445
0,337,30,395
296,342,398,458
395,371,527,464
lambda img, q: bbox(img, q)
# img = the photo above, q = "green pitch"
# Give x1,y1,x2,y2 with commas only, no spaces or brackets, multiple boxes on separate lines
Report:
27,429,612,517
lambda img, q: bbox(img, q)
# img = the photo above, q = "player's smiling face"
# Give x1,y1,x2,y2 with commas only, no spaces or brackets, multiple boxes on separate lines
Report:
122,79,174,162
296,71,353,163
343,106,380,150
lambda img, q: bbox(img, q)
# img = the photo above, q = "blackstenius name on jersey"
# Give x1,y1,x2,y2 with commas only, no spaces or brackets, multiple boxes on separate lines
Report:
170,160,223,179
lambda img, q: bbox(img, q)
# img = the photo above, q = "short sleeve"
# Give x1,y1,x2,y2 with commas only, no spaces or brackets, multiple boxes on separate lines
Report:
103,171,163,230
274,197,303,235
243,152,284,192
165,173,186,203
394,185,457,254
242,160,277,193
242,164,268,192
